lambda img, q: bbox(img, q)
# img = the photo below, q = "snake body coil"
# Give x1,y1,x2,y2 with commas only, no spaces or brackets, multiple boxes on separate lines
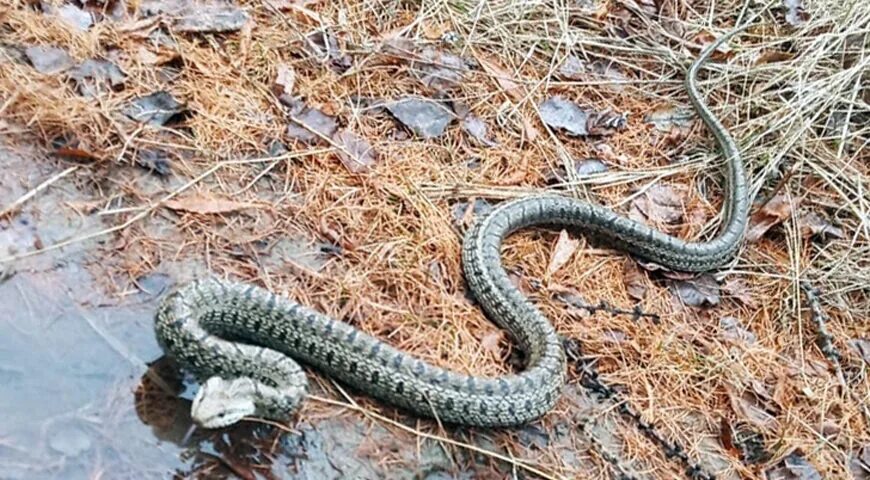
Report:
155,30,750,429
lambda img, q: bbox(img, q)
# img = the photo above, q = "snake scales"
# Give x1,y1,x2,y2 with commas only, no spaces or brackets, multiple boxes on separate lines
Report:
155,29,750,429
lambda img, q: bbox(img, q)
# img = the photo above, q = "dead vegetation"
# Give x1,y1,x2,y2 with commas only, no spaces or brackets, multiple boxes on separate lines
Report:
1,0,868,478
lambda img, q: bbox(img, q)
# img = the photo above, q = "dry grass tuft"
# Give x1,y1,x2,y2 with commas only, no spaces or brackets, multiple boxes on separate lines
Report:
1,0,868,478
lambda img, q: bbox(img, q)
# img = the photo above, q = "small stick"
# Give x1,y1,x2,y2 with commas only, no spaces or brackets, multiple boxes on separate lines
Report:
0,166,79,220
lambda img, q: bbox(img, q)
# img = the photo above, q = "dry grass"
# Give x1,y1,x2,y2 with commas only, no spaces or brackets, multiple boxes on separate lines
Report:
1,0,868,478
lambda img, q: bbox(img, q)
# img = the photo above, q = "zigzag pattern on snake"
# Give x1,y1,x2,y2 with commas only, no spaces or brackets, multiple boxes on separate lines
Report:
155,22,751,429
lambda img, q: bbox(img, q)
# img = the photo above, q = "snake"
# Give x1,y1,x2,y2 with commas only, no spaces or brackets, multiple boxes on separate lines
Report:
155,26,750,429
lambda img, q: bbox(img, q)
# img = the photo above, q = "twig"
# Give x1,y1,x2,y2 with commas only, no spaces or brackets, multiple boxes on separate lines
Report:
0,165,79,220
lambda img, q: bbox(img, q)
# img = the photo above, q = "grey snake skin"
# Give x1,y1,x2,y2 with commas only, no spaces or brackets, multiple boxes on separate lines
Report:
155,29,750,428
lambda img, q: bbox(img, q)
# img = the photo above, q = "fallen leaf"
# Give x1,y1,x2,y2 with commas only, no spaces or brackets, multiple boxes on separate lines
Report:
547,230,579,276
722,277,755,306
755,50,795,65
333,130,377,173
726,385,780,430
304,29,351,72
451,199,492,230
644,107,695,132
386,98,455,139
136,149,172,176
412,47,468,91
539,96,589,136
55,4,94,31
630,184,685,226
24,46,73,74
670,274,720,307
165,194,254,214
122,91,186,126
719,316,757,344
545,158,608,185
553,290,591,318
746,195,793,242
173,3,250,33
557,55,586,80
53,147,99,163
850,445,870,480
692,31,733,60
481,330,505,355
798,212,844,240
623,260,647,300
588,60,627,91
462,115,497,147
849,338,870,365
286,102,338,144
765,451,822,480
273,64,296,96
586,109,628,136
69,59,126,96
783,0,807,26
478,56,522,101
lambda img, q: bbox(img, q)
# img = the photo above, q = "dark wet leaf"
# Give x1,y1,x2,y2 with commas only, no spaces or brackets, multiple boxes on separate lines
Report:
462,115,496,147
747,195,793,242
644,107,695,132
451,199,492,229
173,3,250,33
305,29,351,72
765,452,822,480
386,98,455,139
122,91,186,126
333,130,377,173
56,4,94,31
546,158,608,185
136,149,172,176
557,55,586,80
164,194,254,214
630,184,684,226
849,338,870,365
670,274,719,307
287,104,338,144
783,0,807,26
412,47,468,91
850,445,870,480
539,96,588,136
69,59,126,96
798,212,844,240
719,316,757,344
24,45,73,74
587,109,628,136
623,260,647,300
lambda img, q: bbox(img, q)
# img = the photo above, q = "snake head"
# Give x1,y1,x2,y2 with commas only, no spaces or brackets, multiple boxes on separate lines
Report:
191,377,257,429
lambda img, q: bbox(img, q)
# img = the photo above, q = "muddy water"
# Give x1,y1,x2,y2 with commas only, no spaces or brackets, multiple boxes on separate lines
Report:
0,144,521,479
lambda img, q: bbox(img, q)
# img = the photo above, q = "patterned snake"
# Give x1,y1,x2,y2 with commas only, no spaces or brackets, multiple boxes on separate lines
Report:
155,28,750,429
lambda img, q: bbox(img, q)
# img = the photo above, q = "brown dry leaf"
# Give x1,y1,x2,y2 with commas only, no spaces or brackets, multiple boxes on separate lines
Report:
692,31,734,60
164,194,254,214
630,184,685,226
623,260,647,300
547,230,579,276
333,130,377,173
726,385,780,430
478,56,522,101
274,64,296,96
755,50,795,65
798,212,844,240
722,277,755,306
481,330,505,355
746,194,793,242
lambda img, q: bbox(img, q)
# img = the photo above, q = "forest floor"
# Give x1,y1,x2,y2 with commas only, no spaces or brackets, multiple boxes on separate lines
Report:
0,0,868,478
